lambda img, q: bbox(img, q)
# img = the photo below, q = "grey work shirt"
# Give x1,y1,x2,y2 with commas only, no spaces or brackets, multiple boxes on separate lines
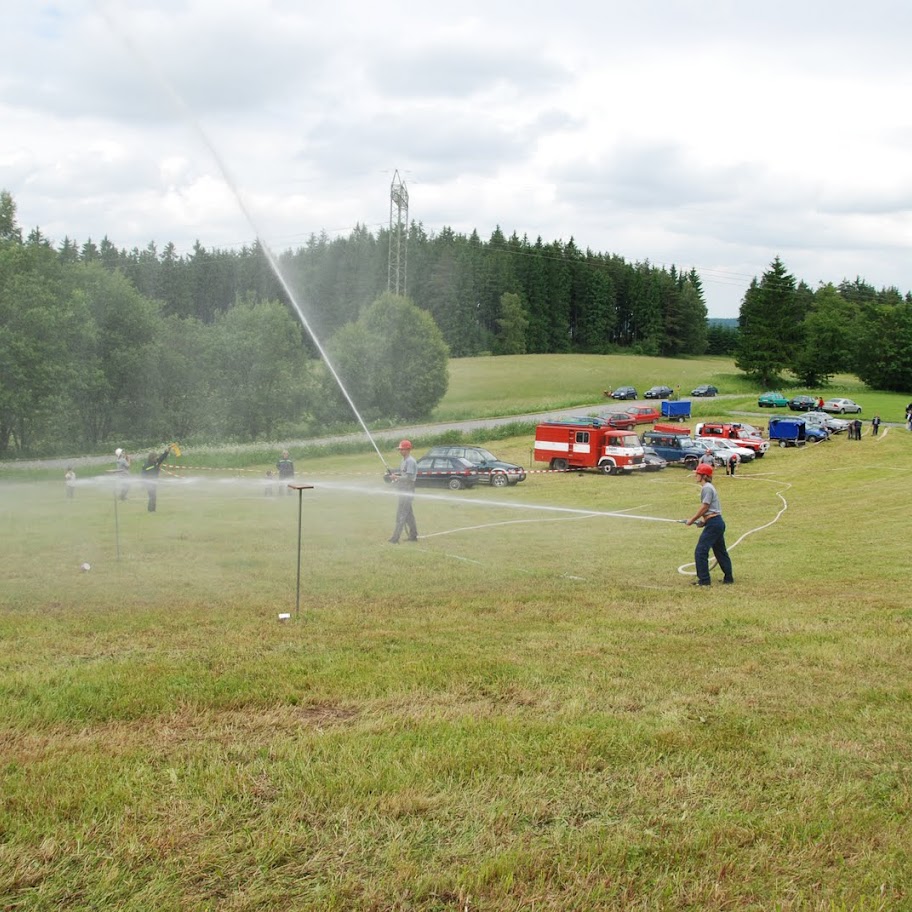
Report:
700,481,722,516
397,455,418,492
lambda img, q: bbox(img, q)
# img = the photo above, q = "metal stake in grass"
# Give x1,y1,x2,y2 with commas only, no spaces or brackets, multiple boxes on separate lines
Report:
113,486,121,561
288,484,314,620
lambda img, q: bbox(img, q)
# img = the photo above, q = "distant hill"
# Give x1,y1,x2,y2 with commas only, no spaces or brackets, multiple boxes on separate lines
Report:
708,317,738,329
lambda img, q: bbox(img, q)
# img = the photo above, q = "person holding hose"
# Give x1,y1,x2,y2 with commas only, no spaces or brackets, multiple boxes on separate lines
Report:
113,447,131,500
276,450,295,494
387,439,418,543
684,462,734,586
142,445,172,512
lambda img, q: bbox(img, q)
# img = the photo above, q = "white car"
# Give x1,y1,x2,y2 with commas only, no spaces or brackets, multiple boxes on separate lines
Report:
694,437,756,463
804,411,851,433
822,398,862,414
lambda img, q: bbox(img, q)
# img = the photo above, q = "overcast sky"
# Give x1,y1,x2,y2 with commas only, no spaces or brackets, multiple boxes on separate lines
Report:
3,1,912,318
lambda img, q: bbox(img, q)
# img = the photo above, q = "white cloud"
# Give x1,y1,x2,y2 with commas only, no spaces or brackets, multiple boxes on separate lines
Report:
1,0,911,316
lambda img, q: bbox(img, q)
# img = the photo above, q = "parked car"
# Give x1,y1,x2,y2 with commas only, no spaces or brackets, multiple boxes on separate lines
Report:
644,385,673,399
610,386,638,400
691,384,718,397
413,455,480,489
625,405,661,425
693,437,756,462
642,446,668,472
758,391,789,408
694,422,769,457
598,412,637,430
804,411,851,433
640,429,705,469
423,445,526,487
788,394,818,411
822,398,863,414
733,421,764,437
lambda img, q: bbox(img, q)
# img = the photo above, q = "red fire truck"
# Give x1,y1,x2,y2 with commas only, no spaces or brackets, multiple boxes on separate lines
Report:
534,418,646,475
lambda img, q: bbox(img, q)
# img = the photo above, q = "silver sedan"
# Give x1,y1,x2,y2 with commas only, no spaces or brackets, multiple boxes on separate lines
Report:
822,398,862,414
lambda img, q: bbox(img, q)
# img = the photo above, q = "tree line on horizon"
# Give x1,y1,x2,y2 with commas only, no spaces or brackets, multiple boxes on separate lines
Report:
2,188,911,457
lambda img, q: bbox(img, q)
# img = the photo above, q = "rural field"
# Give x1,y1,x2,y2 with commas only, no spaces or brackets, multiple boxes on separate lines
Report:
1,355,911,911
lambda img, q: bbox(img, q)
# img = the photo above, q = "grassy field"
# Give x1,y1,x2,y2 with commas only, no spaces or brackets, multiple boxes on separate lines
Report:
2,359,912,910
432,354,881,423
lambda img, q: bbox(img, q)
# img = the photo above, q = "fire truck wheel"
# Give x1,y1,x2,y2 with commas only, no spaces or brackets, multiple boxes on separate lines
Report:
600,463,616,475
551,459,569,472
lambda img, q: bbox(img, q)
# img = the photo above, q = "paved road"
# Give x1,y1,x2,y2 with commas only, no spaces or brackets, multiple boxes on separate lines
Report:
4,402,618,471
5,396,730,471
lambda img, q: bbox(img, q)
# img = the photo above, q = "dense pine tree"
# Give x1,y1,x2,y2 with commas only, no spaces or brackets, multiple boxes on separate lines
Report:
735,257,804,387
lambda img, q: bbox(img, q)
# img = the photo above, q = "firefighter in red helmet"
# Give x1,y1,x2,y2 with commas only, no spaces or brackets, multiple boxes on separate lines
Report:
388,440,418,543
683,462,734,586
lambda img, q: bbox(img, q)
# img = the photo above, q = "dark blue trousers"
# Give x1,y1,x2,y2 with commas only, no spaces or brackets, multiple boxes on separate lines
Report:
694,516,733,585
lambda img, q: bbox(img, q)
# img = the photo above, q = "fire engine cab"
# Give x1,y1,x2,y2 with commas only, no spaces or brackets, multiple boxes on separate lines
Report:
694,422,769,456
534,418,646,475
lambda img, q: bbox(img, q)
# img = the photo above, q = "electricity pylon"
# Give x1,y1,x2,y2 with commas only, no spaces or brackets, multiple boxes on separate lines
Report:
388,170,408,295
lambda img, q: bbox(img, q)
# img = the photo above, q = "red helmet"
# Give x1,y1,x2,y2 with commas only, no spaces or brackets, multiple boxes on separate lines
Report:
695,463,714,477
397,439,412,450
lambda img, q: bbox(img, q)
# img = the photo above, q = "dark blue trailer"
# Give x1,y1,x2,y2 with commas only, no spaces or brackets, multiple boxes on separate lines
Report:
768,417,807,447
661,399,691,422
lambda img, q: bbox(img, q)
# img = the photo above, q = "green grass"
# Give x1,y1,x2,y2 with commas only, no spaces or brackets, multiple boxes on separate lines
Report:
2,362,912,909
433,353,747,420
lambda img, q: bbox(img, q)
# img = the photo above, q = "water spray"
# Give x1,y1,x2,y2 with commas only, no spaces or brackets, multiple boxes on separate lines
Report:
98,5,392,472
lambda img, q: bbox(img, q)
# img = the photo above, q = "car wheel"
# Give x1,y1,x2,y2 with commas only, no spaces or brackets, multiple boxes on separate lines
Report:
779,440,787,447
552,458,569,471
839,408,845,414
490,472,509,488
447,477,464,490
683,456,698,470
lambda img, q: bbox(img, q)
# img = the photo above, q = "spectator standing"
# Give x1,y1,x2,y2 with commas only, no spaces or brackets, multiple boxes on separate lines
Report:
853,418,863,440
276,450,295,495
65,467,76,499
872,415,881,436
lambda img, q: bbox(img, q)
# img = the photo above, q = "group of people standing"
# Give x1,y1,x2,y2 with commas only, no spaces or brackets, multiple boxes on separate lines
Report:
847,416,884,440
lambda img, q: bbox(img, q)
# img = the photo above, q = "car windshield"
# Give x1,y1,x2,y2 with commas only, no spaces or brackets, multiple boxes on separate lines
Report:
462,448,498,464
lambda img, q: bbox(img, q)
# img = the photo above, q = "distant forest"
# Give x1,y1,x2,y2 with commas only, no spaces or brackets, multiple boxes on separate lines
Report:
4,187,912,456
52,222,711,360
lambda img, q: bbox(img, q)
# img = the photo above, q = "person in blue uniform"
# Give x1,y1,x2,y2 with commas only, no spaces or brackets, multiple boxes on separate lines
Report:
684,462,734,586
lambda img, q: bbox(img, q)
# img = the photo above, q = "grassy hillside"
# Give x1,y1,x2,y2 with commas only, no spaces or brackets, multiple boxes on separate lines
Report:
433,353,877,422
1,358,911,910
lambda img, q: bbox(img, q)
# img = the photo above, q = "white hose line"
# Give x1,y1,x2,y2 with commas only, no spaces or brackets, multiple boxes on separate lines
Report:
418,502,660,540
676,480,791,578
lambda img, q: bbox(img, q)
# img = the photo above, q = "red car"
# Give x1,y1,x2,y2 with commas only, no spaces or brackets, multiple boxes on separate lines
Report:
625,406,661,425
599,412,637,430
